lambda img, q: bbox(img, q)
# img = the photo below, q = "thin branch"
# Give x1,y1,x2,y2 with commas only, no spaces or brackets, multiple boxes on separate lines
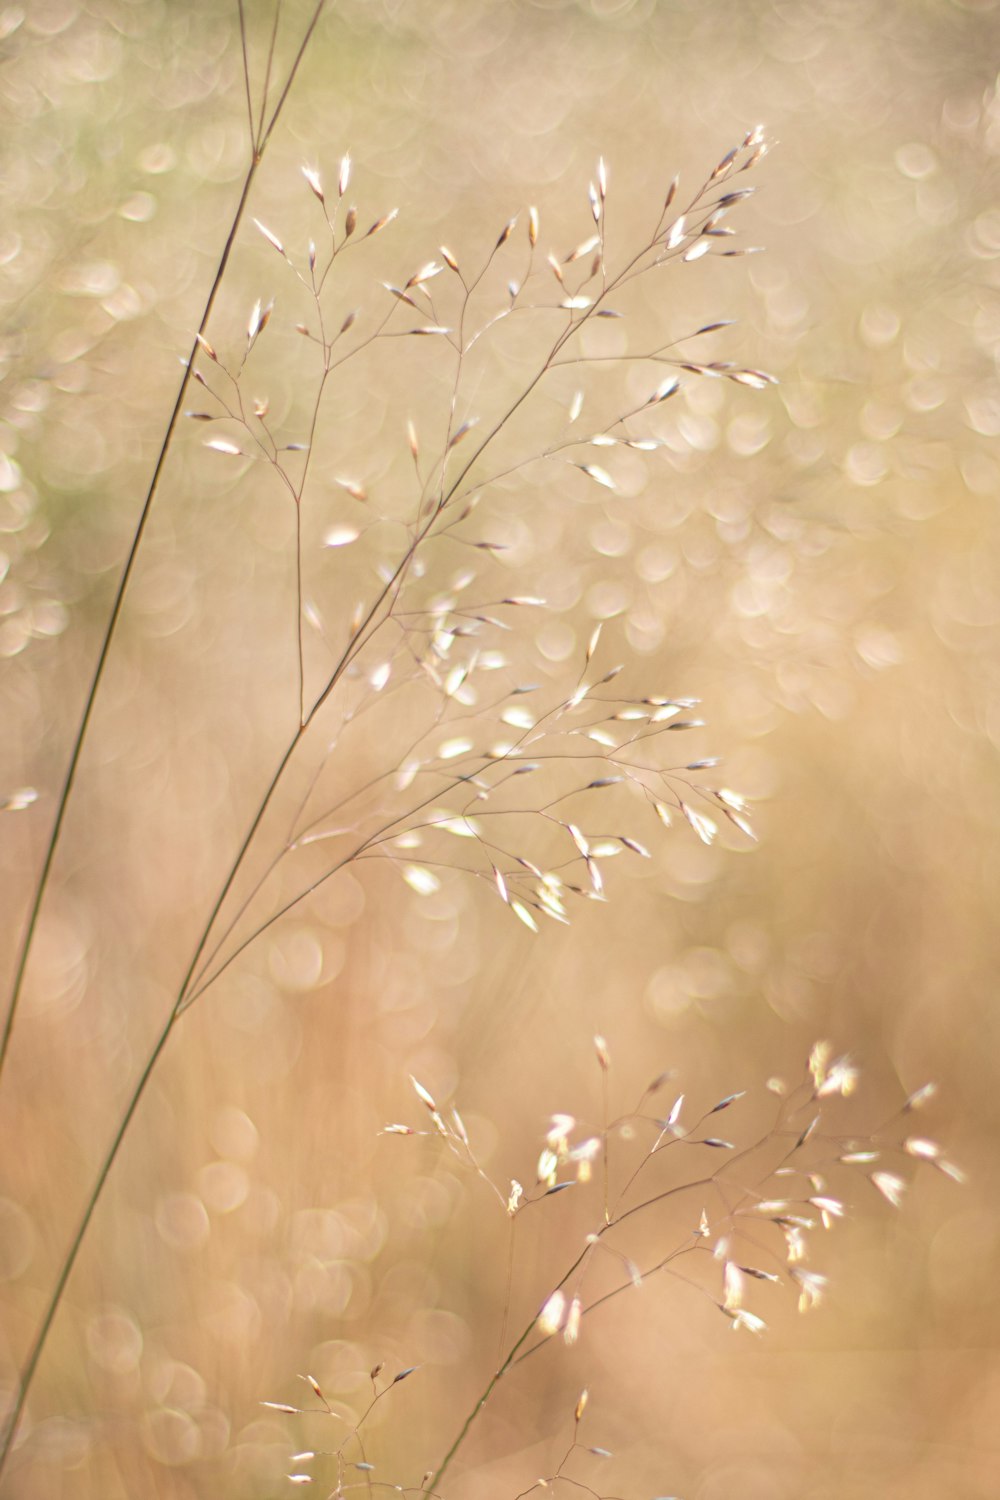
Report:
236,0,256,150
256,2,283,150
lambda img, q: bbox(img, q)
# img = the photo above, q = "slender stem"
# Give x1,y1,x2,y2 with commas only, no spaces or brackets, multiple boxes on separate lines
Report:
0,1014,175,1472
423,1319,536,1494
295,500,305,725
0,721,308,1477
259,0,325,154
496,1218,516,1363
257,1,283,145
0,0,320,1086
425,1122,773,1488
601,1062,610,1226
0,2,328,1471
425,1234,597,1494
236,0,256,149
0,156,259,1088
0,0,327,1087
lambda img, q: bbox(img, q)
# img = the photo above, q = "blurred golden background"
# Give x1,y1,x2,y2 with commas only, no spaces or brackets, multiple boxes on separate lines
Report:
1,1,998,1497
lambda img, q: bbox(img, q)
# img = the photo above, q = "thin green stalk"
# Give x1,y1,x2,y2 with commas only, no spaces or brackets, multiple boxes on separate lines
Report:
0,724,298,1471
0,626,383,1474
425,1240,595,1494
0,2,327,1475
423,1320,536,1494
0,1016,175,1474
0,707,309,1477
0,156,256,1085
0,0,326,1087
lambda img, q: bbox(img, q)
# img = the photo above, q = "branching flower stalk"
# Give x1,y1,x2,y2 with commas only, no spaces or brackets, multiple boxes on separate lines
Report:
165,130,772,985
1,124,772,1479
269,1045,958,1496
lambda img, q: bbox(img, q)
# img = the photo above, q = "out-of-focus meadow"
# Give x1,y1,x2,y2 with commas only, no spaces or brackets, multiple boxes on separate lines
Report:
1,0,999,1496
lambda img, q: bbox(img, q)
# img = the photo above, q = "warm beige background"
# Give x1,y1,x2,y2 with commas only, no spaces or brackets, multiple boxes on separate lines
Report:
1,1,998,1497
